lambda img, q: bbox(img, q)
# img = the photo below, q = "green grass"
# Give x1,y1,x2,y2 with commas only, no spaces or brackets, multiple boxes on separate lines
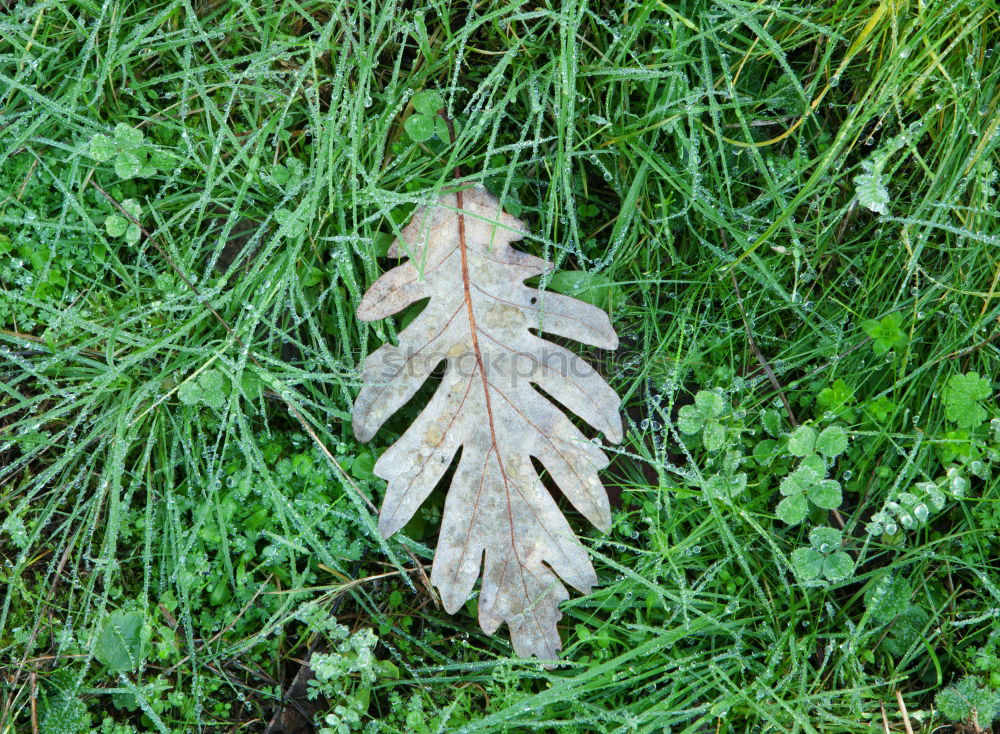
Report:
2,0,999,732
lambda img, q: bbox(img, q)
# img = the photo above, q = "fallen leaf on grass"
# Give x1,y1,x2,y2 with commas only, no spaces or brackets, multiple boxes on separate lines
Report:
353,185,622,661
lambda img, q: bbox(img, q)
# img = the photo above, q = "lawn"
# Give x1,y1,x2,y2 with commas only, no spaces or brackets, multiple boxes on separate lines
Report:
2,0,999,732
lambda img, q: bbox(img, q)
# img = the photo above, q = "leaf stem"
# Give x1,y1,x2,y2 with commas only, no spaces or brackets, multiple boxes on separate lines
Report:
438,107,527,598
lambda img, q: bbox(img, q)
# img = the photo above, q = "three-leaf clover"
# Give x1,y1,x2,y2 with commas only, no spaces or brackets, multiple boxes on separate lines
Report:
404,90,449,143
269,157,304,188
178,369,229,409
942,371,992,428
704,472,747,501
801,424,849,458
776,425,849,524
104,199,142,246
861,312,907,356
89,123,157,179
791,526,854,582
678,390,727,451
816,378,855,421
863,395,896,423
274,207,307,239
777,458,839,524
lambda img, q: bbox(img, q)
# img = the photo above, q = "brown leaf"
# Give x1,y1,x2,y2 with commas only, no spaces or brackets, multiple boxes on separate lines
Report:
353,185,622,662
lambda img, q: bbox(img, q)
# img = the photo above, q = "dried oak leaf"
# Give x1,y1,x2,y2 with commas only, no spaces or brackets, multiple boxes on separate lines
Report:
353,185,622,661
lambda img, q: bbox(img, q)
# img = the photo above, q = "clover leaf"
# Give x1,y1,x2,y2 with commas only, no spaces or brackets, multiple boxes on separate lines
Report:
104,199,142,245
275,207,307,239
861,312,907,356
815,425,849,458
113,122,143,149
787,425,817,457
404,90,450,142
704,472,747,501
777,455,842,524
863,395,896,423
807,479,843,508
816,378,856,421
89,133,116,161
942,371,992,428
88,123,157,180
269,157,305,188
413,89,444,115
677,389,727,451
404,114,437,142
776,494,809,525
776,425,848,524
791,526,854,582
178,369,229,409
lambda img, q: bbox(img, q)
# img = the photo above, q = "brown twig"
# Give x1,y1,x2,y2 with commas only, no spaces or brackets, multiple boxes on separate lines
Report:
948,327,1000,362
835,199,858,243
895,689,915,734
879,700,891,734
267,564,431,595
29,671,38,734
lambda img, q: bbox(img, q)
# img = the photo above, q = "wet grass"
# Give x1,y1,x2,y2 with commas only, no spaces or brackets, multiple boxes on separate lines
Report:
1,0,999,732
